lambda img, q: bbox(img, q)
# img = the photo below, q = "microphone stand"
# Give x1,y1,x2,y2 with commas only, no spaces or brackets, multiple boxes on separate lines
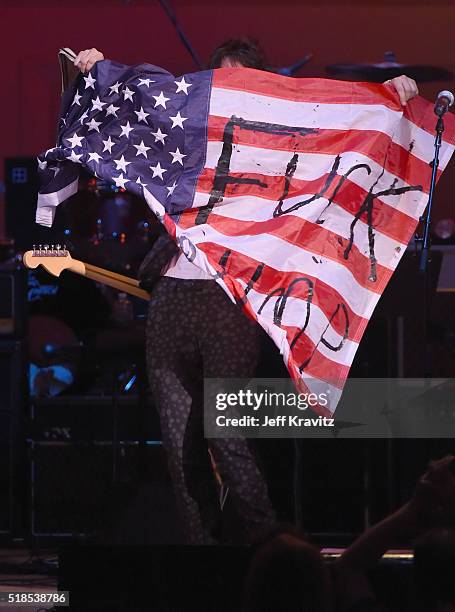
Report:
415,111,445,377
418,115,444,274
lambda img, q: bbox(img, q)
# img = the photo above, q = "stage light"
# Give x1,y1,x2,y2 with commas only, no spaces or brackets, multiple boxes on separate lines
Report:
435,218,455,240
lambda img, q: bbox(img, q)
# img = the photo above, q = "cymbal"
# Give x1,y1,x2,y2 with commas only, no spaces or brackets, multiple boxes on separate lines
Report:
326,52,453,83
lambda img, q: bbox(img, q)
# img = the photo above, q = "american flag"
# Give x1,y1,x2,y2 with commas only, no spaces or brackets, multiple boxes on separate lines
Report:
37,59,455,415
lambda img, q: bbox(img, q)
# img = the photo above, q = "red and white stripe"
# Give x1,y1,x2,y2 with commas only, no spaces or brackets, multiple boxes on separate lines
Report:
150,69,455,415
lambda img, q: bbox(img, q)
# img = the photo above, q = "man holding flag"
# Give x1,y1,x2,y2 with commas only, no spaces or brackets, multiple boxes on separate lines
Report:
36,41,453,544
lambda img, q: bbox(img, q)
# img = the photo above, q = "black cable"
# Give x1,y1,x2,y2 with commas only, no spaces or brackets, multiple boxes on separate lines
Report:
0,579,55,587
157,0,204,69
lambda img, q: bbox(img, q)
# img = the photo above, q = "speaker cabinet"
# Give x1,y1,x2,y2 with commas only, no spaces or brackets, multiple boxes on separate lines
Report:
0,340,27,535
28,395,178,541
0,265,28,339
4,157,40,252
29,440,180,542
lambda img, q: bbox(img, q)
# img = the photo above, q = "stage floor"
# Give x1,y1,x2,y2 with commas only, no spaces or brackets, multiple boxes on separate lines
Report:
0,547,57,610
0,544,414,610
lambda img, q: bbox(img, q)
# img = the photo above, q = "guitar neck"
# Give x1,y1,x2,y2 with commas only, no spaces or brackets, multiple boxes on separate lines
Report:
82,262,150,301
23,249,150,301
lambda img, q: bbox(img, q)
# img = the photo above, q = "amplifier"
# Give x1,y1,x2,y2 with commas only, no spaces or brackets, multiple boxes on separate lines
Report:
4,157,39,252
0,265,27,338
4,157,62,251
29,394,160,442
0,340,27,536
29,441,179,541
28,395,176,540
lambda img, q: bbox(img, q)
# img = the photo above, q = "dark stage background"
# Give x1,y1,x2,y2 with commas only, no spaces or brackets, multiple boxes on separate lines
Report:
0,0,455,545
0,0,455,239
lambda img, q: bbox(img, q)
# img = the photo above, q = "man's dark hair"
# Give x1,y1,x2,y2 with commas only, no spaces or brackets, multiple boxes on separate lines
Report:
209,38,267,70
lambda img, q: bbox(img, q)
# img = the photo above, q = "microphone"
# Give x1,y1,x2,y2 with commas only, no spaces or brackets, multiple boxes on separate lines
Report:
434,90,454,116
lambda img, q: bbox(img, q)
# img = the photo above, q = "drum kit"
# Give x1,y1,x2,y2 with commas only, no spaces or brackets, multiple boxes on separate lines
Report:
325,50,453,83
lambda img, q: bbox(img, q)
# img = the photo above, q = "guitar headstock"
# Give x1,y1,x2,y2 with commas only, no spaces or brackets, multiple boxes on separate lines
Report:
23,245,84,277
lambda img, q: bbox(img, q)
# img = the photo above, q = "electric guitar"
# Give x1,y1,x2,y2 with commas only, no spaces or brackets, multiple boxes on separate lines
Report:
23,245,150,301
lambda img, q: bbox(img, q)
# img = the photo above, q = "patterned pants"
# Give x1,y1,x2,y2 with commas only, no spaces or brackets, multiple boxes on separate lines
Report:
145,277,275,544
